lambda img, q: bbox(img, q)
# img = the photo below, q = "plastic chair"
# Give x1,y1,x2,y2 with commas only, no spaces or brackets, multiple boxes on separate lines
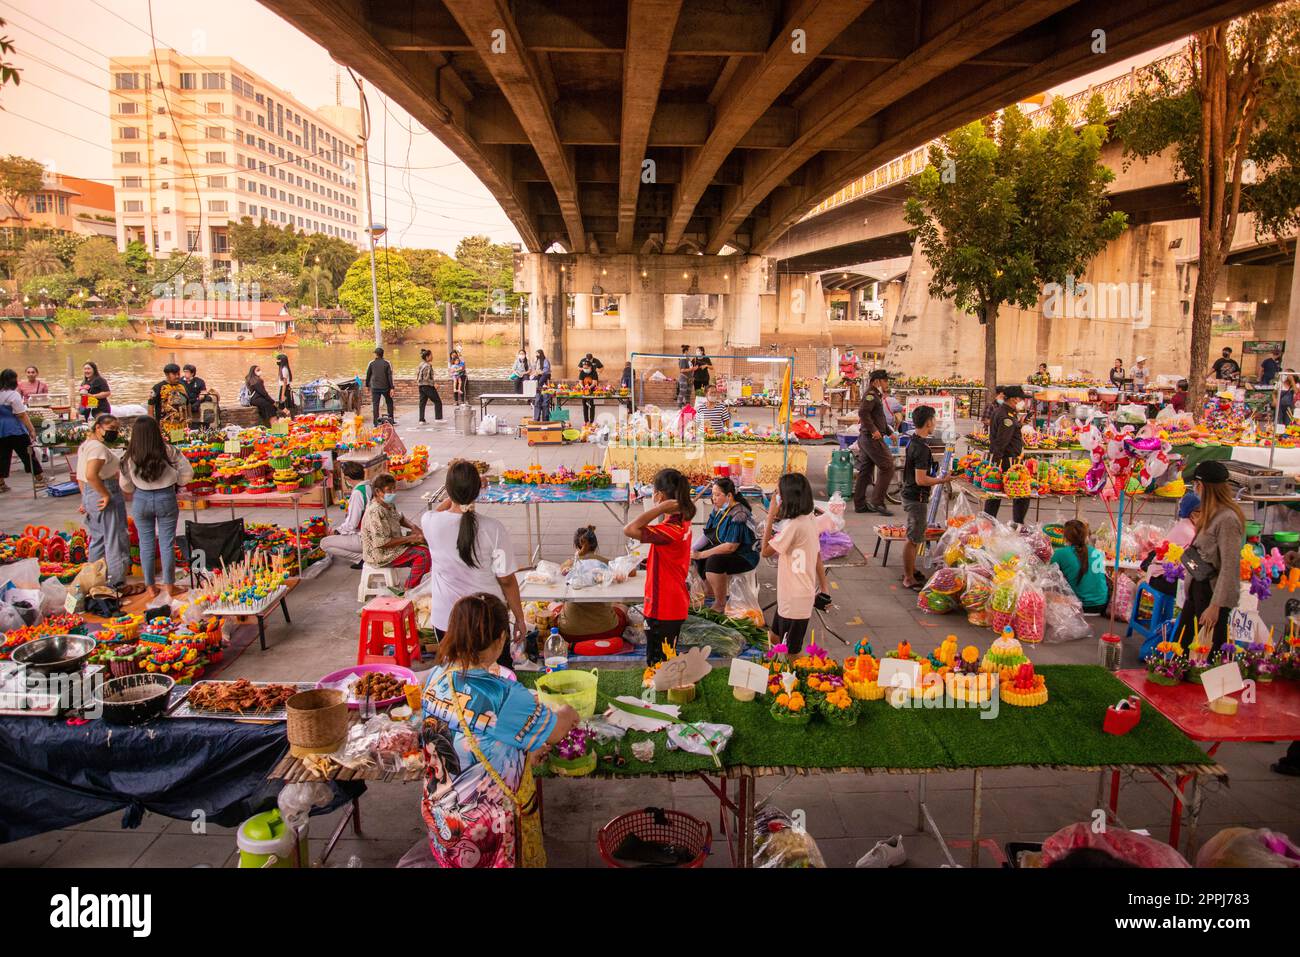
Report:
1125,581,1177,656
356,563,407,602
357,595,422,667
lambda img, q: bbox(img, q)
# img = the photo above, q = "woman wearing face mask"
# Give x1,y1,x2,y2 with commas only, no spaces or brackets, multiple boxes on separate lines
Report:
983,385,1030,525
360,473,430,589
77,414,136,595
531,350,552,421
510,350,530,394
244,364,278,426
1171,462,1245,654
692,477,761,609
275,354,295,416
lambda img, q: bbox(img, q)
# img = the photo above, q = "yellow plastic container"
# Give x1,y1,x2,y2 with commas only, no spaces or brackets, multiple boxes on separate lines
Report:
534,668,599,718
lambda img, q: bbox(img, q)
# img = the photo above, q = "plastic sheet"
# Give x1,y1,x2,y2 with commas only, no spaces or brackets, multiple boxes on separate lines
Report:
566,559,611,589
678,615,744,657
1036,564,1090,642
1041,822,1189,868
1195,827,1300,868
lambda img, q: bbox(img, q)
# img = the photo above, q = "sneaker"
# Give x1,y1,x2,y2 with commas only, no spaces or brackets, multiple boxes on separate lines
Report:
856,834,906,868
34,476,47,489
350,560,364,570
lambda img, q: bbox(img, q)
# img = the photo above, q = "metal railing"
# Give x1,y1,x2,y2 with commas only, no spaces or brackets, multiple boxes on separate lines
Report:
802,49,1188,220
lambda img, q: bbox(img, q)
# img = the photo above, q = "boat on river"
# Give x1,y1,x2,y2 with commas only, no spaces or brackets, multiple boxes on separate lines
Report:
144,299,298,350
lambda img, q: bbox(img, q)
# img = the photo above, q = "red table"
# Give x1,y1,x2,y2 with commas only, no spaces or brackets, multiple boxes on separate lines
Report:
1115,669,1300,854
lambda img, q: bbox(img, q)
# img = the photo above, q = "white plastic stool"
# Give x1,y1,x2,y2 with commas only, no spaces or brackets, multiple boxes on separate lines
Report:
357,564,407,602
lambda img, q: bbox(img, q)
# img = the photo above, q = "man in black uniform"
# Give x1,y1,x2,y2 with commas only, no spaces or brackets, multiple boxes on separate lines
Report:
853,369,896,515
984,385,1030,524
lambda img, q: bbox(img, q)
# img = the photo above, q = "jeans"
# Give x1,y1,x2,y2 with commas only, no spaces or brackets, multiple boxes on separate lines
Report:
372,388,394,424
418,385,443,421
131,486,180,586
82,478,130,588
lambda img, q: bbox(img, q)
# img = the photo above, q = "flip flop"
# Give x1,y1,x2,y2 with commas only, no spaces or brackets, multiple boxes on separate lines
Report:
902,580,924,591
119,584,148,597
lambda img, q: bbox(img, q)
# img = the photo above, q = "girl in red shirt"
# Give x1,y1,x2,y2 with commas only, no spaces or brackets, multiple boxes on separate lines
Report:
624,468,696,665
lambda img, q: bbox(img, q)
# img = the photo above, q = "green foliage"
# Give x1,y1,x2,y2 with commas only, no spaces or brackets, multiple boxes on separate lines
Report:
47,233,85,269
228,217,300,262
73,236,126,284
0,18,20,93
123,240,151,275
0,154,42,220
298,263,334,307
338,249,435,335
21,270,75,303
235,261,298,301
431,259,487,317
300,233,357,288
103,310,132,331
397,247,453,288
904,96,1126,389
13,239,61,281
94,277,128,306
151,250,205,289
53,307,91,333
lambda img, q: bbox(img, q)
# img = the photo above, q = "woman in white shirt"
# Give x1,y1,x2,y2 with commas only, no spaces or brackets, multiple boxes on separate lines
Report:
420,460,525,664
275,354,295,415
321,461,370,566
119,415,194,600
0,368,45,493
76,413,134,593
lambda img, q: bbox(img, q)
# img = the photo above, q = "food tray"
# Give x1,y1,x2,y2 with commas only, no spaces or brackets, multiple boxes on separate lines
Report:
167,680,315,721
203,586,288,617
317,664,417,710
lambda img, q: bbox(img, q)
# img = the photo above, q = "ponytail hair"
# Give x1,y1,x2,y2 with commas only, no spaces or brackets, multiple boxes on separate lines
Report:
1063,519,1090,585
574,524,598,554
446,459,483,568
435,593,510,670
712,476,749,512
654,468,695,521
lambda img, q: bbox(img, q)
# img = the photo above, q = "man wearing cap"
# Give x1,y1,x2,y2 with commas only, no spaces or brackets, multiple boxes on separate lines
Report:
984,385,1031,525
853,369,896,515
1132,356,1149,392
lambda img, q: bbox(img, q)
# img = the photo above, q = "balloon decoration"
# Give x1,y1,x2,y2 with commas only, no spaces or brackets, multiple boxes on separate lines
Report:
1078,425,1174,499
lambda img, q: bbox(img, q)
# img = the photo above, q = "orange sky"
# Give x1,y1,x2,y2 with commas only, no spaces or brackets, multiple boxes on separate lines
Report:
0,1,1186,255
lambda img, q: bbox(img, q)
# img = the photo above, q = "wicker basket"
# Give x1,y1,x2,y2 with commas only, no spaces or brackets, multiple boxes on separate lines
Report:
286,689,348,756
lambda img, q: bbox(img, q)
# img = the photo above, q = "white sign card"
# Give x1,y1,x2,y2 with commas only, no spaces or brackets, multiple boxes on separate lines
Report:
610,468,631,486
1227,608,1269,648
1201,662,1246,702
728,659,770,695
903,394,957,432
878,658,922,691
726,379,743,400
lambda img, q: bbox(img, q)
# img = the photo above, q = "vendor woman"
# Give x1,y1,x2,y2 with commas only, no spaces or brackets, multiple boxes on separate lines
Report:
421,593,578,868
693,477,760,609
1171,461,1245,653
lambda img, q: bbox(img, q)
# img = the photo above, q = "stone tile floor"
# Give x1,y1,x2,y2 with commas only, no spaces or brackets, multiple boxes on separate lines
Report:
2,403,1297,868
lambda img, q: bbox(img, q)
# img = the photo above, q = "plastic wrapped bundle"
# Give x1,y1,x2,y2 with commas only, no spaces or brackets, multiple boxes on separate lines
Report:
917,586,957,614
1036,564,1091,642
989,575,1019,633
926,566,965,596
1026,530,1054,564
1013,579,1046,644
753,806,826,868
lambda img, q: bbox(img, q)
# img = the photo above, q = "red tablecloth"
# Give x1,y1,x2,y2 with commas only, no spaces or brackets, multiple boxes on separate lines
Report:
1116,669,1300,743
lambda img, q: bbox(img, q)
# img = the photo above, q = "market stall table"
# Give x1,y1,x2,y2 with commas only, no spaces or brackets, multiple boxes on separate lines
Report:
478,393,536,420
551,393,634,415
202,577,300,651
602,443,807,485
517,570,646,605
526,665,1218,867
176,487,332,574
1115,669,1299,855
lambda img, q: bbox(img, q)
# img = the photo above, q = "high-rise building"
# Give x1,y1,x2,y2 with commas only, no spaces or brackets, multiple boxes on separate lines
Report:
108,50,364,278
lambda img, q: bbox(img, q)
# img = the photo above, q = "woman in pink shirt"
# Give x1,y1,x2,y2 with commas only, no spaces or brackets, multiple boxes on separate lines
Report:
17,366,48,401
760,473,830,655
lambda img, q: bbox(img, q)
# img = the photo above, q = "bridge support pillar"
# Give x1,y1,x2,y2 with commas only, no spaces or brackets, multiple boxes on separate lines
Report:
1287,244,1300,366
573,293,593,330
664,294,683,331
623,292,664,358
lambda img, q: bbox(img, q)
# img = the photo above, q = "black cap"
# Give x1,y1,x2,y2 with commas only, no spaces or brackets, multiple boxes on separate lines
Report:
1193,460,1229,484
1003,385,1027,400
868,368,890,382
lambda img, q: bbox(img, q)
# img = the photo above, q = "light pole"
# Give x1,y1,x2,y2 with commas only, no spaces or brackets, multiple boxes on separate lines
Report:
313,255,321,311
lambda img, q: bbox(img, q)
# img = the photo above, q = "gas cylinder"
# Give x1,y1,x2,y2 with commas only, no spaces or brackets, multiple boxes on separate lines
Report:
826,448,854,498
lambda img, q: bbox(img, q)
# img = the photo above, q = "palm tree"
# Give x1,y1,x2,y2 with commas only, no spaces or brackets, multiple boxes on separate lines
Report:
14,239,61,282
299,261,332,310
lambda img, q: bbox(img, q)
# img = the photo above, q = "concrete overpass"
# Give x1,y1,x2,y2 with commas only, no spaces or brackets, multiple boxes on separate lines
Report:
258,0,1277,365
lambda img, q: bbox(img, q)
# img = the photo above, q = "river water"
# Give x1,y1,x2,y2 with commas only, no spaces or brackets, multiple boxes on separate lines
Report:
4,341,522,405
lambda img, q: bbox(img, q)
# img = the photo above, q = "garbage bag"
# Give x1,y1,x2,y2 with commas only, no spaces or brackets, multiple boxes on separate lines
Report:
1195,827,1300,868
1042,822,1189,868
678,615,744,657
819,530,854,561
753,806,826,868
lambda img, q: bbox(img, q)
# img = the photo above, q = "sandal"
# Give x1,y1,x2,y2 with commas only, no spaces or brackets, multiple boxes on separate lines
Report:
901,579,924,591
119,584,148,597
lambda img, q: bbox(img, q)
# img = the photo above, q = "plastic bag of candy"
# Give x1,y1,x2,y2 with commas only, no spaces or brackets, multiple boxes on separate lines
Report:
1013,578,1046,643
926,565,965,596
1025,528,1054,564
1109,572,1137,623
988,574,1019,633
917,586,958,614
960,560,994,610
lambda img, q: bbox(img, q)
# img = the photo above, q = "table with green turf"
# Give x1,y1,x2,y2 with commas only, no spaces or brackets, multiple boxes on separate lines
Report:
526,665,1221,867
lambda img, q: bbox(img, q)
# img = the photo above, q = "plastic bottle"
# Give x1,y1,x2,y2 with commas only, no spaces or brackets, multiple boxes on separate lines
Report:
543,627,568,673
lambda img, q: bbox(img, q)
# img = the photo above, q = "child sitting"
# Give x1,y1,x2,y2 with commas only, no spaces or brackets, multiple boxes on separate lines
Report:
1051,519,1110,614
557,526,627,641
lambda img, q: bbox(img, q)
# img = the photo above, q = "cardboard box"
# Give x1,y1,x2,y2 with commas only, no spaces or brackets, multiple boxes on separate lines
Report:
522,419,565,445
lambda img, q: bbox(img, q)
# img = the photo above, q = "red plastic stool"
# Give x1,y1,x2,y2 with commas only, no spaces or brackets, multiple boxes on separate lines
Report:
357,596,422,667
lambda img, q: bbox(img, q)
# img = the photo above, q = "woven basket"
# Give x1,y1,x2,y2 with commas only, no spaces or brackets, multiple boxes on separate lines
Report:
286,689,348,756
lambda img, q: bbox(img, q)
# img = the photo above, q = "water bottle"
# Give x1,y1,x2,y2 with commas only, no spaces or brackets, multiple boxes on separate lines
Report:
543,627,568,673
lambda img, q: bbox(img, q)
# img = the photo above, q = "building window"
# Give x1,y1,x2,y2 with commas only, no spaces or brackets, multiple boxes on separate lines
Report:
123,200,144,213
206,127,225,140
202,72,225,90
212,231,229,253
114,72,140,90
119,127,140,139
237,177,245,190
239,201,246,214
207,175,227,188
206,102,223,114
120,151,141,164
205,151,226,164
180,73,196,90
117,101,138,115
186,230,201,252
121,176,142,188
208,200,228,212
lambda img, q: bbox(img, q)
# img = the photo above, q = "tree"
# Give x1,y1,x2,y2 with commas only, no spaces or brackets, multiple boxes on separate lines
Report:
151,250,205,290
229,217,301,263
432,259,487,317
904,96,1127,393
0,18,20,95
21,271,75,304
236,261,298,302
397,247,453,289
1116,5,1300,416
300,233,357,288
338,249,435,335
73,236,127,284
123,240,152,276
14,239,61,281
94,277,128,306
298,263,334,309
47,233,85,268
0,155,42,225
453,235,519,315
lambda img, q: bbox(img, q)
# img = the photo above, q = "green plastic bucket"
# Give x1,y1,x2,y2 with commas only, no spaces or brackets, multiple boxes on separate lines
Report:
534,668,599,717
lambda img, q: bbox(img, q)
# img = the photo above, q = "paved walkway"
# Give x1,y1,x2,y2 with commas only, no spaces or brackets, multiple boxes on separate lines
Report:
2,403,1296,868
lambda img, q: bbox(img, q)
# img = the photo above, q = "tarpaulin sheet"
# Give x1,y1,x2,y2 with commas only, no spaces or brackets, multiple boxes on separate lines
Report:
0,716,357,843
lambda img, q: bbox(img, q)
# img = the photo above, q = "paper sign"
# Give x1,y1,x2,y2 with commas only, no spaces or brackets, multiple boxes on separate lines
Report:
726,380,743,400
903,394,957,432
610,468,631,486
168,427,186,443
1228,608,1268,648
1201,662,1246,702
728,659,769,695
224,440,241,454
878,658,921,691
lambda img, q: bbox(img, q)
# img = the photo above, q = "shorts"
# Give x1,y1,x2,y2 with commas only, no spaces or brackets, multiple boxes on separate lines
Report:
645,617,683,666
695,552,758,576
903,499,929,544
771,614,810,655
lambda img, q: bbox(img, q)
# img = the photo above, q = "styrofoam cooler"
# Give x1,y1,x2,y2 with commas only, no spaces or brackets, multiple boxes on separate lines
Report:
454,405,478,435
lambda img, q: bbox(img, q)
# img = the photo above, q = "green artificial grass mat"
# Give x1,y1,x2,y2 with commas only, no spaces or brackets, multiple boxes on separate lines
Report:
525,665,1213,777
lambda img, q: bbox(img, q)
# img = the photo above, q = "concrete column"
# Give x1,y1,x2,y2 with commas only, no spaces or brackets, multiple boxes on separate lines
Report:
664,294,683,330
623,292,664,359
731,293,762,347
573,292,593,330
528,292,546,353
